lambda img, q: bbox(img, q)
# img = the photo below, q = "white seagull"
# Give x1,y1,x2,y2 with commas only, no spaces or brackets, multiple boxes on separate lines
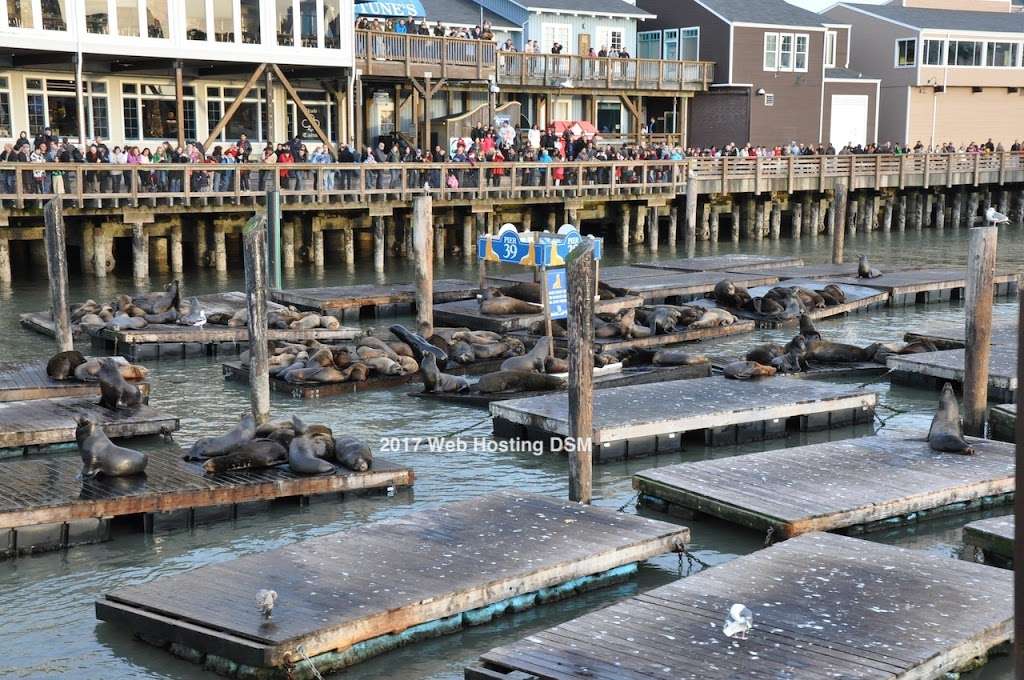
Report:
722,603,753,640
256,589,278,619
986,206,1010,226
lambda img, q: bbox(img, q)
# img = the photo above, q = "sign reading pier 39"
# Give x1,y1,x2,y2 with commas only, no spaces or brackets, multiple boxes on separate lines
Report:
541,224,603,266
478,224,602,267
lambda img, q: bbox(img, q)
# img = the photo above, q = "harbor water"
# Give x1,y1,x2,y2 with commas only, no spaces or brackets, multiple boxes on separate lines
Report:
0,225,1018,679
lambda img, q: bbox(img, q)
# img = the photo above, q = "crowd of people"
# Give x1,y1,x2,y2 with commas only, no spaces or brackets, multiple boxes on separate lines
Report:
1,122,1021,196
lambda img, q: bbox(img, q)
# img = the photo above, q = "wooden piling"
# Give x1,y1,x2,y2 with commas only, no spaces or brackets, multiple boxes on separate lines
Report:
951,191,963,229
744,197,755,241
963,226,998,436
882,197,893,232
413,195,434,339
915,191,926,231
281,221,295,270
462,214,474,260
213,222,227,272
194,219,208,269
791,202,803,240
699,202,710,241
242,215,271,425
634,204,646,244
754,199,765,241
132,223,149,280
810,199,821,237
709,206,720,243
924,193,934,228
897,194,907,231
169,224,183,273
547,211,557,231
832,184,847,265
434,220,446,262
44,200,73,352
871,194,881,231
266,190,281,286
93,226,108,277
343,228,354,268
373,216,385,273
967,192,980,227
685,177,697,255
846,192,858,236
0,235,10,283
667,204,678,247
312,227,325,268
935,193,946,231
769,200,781,239
826,198,835,236
648,206,660,252
619,206,630,249
566,239,595,505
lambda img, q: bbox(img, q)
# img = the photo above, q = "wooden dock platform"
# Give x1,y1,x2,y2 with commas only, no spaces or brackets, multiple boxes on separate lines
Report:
466,531,1013,680
222,361,415,399
636,254,804,273
270,279,479,316
514,319,757,354
1,452,413,558
96,491,689,677
412,362,712,407
725,262,870,280
710,358,887,380
19,311,85,338
963,516,1014,568
634,432,1014,538
490,376,877,462
0,360,150,402
0,397,179,456
435,295,642,333
830,268,1019,305
887,345,1017,402
904,318,1017,350
990,403,1016,443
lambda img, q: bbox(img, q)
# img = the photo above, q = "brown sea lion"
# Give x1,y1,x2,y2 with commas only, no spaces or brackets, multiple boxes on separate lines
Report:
147,279,180,314
772,336,809,374
805,339,880,364
76,417,148,478
364,356,405,375
650,350,707,366
388,341,415,358
421,353,470,393
746,343,785,365
500,336,550,373
471,341,514,360
98,358,143,410
288,416,335,474
116,294,148,317
928,383,975,455
751,296,785,317
799,314,822,342
792,287,826,310
544,356,569,373
723,361,777,380
449,340,476,364
712,280,752,309
333,436,373,472
47,350,87,381
857,255,882,279
479,289,543,316
477,370,566,394
820,284,847,306
342,363,370,382
202,440,287,474
453,330,504,345
498,283,542,304
358,336,400,360
689,308,736,329
186,414,257,460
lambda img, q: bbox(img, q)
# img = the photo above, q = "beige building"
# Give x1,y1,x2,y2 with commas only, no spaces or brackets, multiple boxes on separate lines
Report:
824,0,1024,147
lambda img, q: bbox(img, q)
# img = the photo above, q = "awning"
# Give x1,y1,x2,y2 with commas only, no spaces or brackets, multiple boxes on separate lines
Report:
355,0,426,17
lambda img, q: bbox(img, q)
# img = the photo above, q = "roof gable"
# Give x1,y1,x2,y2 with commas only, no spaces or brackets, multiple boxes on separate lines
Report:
518,0,655,19
836,3,1024,33
693,0,827,28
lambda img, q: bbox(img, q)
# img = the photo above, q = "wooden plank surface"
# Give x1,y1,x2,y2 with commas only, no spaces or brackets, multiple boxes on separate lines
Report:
0,453,412,530
887,346,1017,393
0,360,151,402
831,268,1019,296
471,531,1013,680
904,318,1018,350
271,278,479,312
97,491,689,670
0,398,178,450
635,255,805,273
491,376,876,445
692,279,889,328
513,319,757,353
222,362,415,399
963,515,1013,563
724,263,871,280
634,433,1014,537
990,403,1016,443
435,295,642,333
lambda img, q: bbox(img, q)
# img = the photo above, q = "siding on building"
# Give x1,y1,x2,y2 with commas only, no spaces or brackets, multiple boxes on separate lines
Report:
908,86,1024,145
688,89,749,147
525,12,642,55
634,0,730,80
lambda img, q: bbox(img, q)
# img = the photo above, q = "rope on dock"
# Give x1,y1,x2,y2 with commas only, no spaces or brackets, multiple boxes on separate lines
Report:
764,526,776,546
294,645,325,680
677,545,711,576
617,492,640,512
856,368,895,389
442,415,493,438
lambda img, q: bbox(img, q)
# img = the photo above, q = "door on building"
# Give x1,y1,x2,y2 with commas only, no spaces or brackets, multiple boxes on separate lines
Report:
597,102,622,134
829,95,869,148
578,32,590,55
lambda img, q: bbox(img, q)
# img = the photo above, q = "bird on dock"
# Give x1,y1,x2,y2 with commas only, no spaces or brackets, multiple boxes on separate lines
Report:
722,604,753,640
985,207,1010,226
256,589,278,619
178,296,207,327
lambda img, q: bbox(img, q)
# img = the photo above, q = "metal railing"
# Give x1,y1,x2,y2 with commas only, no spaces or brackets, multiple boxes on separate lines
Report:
0,153,1019,210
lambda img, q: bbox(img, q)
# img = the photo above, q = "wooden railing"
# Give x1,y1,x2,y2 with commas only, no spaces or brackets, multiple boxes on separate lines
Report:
354,30,496,77
0,153,1019,210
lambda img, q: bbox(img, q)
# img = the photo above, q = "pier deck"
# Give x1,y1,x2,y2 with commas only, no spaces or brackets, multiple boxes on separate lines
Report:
0,397,179,455
466,531,1013,680
0,360,149,402
270,279,479,315
887,345,1017,402
96,491,689,677
222,362,414,399
963,516,1014,568
0,453,412,558
636,255,804,273
434,295,641,333
904,319,1018,350
990,403,1016,443
634,433,1014,538
831,268,1019,305
726,262,871,280
490,376,876,462
513,319,757,353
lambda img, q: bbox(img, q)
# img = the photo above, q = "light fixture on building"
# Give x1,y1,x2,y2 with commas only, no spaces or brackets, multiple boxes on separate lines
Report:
756,87,766,96
1009,87,1019,94
972,86,983,93
933,85,945,93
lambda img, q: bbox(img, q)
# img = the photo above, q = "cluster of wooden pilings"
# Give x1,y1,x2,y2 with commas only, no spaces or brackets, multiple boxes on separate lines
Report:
0,184,1021,282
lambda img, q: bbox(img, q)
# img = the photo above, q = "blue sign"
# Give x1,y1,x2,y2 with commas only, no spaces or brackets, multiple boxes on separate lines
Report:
547,268,568,320
478,224,550,266
540,225,603,265
355,0,426,17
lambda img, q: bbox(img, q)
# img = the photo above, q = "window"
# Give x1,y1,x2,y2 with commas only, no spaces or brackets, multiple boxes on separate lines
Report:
277,0,294,46
7,0,31,27
896,39,916,67
323,0,340,48
780,34,793,69
825,30,837,68
85,0,107,33
680,27,699,61
0,78,11,138
795,34,809,70
25,79,108,140
987,42,1018,67
240,0,260,43
597,27,623,54
122,82,196,140
206,86,267,142
287,91,337,142
117,0,140,37
663,29,679,60
300,0,317,47
42,0,67,30
948,40,983,66
637,31,661,60
213,0,234,42
764,33,779,70
185,0,207,40
541,22,570,53
146,0,168,38
923,39,944,65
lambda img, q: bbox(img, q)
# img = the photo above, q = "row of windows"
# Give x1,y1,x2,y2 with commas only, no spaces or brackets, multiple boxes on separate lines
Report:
5,0,343,49
637,28,700,61
764,32,809,73
897,38,1024,68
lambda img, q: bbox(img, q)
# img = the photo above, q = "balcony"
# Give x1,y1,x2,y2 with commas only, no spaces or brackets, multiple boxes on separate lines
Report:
355,30,496,80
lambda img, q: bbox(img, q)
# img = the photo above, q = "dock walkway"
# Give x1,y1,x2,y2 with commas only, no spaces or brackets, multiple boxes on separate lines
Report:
435,295,641,333
963,516,1014,568
467,531,1013,680
490,376,876,462
96,491,689,677
904,319,1018,350
634,433,1014,538
270,279,479,316
636,255,804,272
990,403,1016,443
887,345,1017,402
830,268,1019,305
0,360,149,402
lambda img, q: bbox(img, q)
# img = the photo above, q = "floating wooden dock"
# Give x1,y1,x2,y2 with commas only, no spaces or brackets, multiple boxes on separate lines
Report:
830,268,1019,305
0,360,150,402
491,376,877,462
710,357,887,380
888,345,1017,402
990,403,1016,443
636,254,805,273
270,279,479,316
19,311,86,338
435,295,642,333
0,452,413,558
0,397,179,456
222,362,415,399
725,262,873,280
904,318,1018,350
466,531,1013,680
96,491,689,677
963,516,1014,568
515,319,757,354
412,362,712,407
635,432,1014,538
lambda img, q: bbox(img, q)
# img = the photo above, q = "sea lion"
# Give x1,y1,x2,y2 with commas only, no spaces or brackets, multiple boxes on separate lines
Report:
857,255,882,279
746,343,785,365
388,341,415,358
71,300,102,322
529,319,568,337
79,313,105,327
290,314,323,330
397,356,419,374
751,296,785,317
364,356,404,375
186,414,257,460
928,383,975,455
689,308,736,329
806,340,885,364
341,363,370,382
544,355,569,373
723,361,777,380
332,348,354,369
498,282,542,304
202,440,288,473
333,436,373,472
471,341,515,360
98,358,143,410
144,309,179,324
149,279,181,314
357,336,401,360
799,314,822,342
288,416,336,474
452,330,504,345
477,370,566,394
713,280,752,309
650,350,707,366
792,287,826,310
772,336,809,374
76,417,148,478
421,353,470,393
449,340,476,364
106,314,148,330
227,307,249,328
47,350,87,381
116,294,148,318
479,289,543,316
645,307,679,335
500,336,550,373
819,284,847,306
